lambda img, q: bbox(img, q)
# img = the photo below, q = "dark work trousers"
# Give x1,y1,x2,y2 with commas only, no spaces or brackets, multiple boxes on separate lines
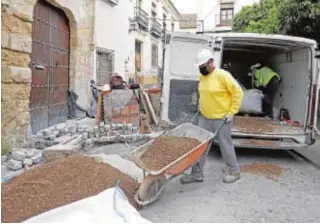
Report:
259,76,280,118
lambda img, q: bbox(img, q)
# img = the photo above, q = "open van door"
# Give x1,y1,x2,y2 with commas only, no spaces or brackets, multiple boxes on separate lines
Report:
312,46,320,138
160,32,223,124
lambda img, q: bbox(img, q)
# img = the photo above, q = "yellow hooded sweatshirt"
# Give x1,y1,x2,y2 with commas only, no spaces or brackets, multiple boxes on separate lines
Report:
199,68,244,119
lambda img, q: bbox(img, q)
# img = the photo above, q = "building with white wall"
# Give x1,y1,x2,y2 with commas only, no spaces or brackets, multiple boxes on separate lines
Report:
197,0,259,33
93,0,135,86
92,0,180,86
127,0,181,83
179,13,198,33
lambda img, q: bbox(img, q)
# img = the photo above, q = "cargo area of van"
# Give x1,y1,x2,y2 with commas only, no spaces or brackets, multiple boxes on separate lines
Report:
221,37,313,148
160,32,319,149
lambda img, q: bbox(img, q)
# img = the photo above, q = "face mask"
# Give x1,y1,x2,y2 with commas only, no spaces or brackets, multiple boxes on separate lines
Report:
199,65,210,76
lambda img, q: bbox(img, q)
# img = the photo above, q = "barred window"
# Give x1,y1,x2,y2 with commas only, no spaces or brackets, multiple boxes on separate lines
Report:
96,47,115,86
151,44,158,67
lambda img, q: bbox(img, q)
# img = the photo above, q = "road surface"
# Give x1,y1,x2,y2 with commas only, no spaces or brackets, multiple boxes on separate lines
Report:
139,148,320,223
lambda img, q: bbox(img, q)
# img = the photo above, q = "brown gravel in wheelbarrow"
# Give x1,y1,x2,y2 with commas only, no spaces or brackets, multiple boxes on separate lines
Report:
140,136,201,171
1,155,139,223
241,163,284,181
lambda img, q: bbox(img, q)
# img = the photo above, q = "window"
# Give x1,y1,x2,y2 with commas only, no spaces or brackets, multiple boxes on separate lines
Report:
135,40,142,72
96,48,115,86
152,11,157,18
151,44,158,67
171,22,174,31
220,3,234,26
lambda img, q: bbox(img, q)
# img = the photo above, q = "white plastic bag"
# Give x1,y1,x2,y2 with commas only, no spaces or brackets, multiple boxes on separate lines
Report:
240,89,264,114
24,185,151,224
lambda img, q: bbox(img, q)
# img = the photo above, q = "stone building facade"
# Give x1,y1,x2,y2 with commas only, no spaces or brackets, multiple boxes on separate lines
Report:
1,0,95,148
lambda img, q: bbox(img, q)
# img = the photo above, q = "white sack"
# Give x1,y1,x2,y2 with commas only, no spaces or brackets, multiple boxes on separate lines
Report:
240,89,264,114
24,187,151,224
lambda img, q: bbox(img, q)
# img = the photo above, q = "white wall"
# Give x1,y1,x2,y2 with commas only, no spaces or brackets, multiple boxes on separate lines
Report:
94,0,134,81
196,0,259,32
127,0,180,80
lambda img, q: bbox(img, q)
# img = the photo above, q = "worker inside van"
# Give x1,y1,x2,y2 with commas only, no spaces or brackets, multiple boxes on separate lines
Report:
249,63,281,119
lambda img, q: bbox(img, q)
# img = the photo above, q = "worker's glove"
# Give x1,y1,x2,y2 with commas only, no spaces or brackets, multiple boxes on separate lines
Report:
224,114,234,123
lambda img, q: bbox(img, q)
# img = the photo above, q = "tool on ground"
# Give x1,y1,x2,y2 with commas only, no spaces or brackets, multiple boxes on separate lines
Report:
131,116,226,206
279,108,301,127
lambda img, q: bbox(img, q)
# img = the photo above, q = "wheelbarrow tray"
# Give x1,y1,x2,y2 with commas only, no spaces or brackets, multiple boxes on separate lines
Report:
131,123,214,176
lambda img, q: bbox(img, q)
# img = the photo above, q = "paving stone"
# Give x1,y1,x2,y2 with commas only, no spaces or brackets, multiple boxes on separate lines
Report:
23,158,33,166
105,124,111,130
2,155,8,163
26,149,35,158
35,139,47,149
25,140,36,148
68,136,84,146
11,149,26,161
41,129,51,137
31,152,43,164
34,132,45,139
54,134,74,145
45,140,54,147
7,159,23,171
43,145,80,163
99,127,106,133
77,126,84,133
85,139,95,146
82,132,89,140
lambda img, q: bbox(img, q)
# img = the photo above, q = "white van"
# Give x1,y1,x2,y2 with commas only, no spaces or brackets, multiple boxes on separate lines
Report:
160,32,320,150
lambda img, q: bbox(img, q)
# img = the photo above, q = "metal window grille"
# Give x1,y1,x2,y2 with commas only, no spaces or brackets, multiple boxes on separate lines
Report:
96,47,115,86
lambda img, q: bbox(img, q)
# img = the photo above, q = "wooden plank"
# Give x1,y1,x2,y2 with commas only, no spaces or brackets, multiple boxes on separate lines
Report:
96,92,103,124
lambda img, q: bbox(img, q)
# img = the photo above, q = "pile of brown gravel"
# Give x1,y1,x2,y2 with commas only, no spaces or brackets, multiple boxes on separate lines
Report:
241,163,284,181
1,155,139,223
234,116,276,133
140,136,201,171
243,139,278,148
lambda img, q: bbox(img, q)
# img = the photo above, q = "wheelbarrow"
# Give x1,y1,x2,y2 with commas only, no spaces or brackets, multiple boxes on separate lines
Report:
131,118,226,206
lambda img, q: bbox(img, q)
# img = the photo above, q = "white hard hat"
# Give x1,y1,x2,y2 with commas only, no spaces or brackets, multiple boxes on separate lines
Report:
195,49,214,66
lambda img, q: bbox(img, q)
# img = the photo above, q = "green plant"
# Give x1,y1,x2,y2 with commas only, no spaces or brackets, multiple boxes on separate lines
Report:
1,138,11,155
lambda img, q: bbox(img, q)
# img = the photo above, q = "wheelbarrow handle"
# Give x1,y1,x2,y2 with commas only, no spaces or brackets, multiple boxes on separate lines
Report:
212,118,227,139
191,111,200,124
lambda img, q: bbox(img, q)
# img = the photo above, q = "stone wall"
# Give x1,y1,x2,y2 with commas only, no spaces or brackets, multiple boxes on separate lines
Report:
1,0,94,149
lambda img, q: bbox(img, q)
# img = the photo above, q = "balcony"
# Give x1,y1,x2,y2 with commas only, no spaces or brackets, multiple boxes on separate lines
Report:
150,19,161,38
135,7,149,31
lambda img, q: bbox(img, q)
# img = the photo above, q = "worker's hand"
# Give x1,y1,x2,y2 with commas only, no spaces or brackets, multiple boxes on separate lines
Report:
224,114,234,123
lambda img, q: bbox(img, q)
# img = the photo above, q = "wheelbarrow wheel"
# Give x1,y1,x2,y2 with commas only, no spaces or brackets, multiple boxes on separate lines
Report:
138,174,166,202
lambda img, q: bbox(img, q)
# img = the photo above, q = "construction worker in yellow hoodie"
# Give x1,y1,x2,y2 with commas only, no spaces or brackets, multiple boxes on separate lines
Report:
180,49,244,184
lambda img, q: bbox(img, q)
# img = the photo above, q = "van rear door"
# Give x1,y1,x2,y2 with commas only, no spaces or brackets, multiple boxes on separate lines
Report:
160,32,222,124
312,47,320,138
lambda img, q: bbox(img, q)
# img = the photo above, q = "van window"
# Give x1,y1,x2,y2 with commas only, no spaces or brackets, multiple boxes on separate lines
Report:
170,37,209,77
